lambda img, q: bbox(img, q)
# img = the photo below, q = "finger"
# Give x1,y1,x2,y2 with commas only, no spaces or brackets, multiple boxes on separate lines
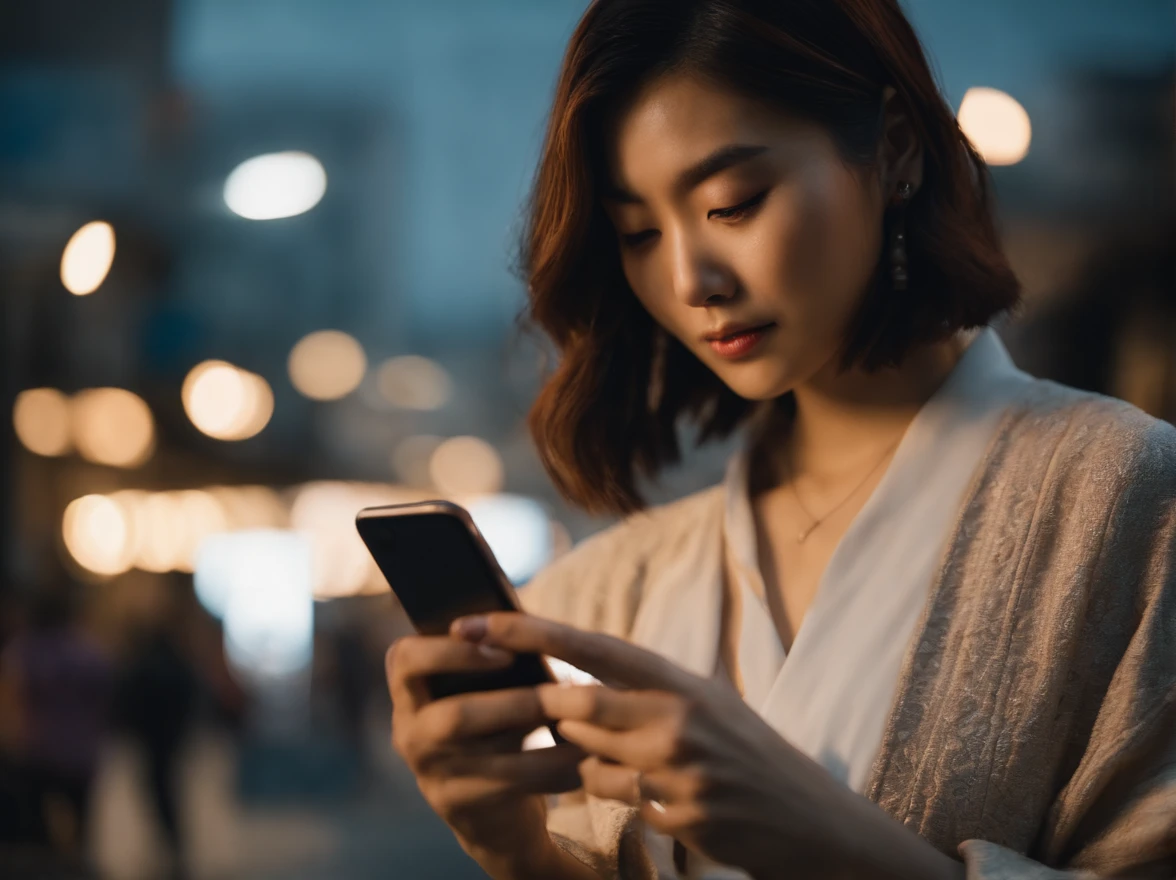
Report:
416,686,546,743
557,715,699,772
389,635,513,712
536,684,674,731
577,755,643,805
456,613,699,693
439,743,587,798
577,759,687,813
385,644,398,700
458,729,530,756
554,720,629,764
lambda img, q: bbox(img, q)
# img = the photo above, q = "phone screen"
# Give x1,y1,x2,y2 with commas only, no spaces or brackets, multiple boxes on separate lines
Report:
357,508,556,701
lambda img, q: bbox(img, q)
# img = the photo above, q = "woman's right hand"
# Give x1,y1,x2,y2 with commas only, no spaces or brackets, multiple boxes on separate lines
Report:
385,634,587,878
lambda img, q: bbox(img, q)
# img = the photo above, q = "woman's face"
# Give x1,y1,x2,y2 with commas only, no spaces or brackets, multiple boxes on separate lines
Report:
602,73,887,400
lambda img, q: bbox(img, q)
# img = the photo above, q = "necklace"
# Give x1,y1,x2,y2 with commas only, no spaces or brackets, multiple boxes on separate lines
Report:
785,436,901,544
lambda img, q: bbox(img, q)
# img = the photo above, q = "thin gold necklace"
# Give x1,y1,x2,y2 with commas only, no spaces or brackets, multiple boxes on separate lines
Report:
785,436,901,544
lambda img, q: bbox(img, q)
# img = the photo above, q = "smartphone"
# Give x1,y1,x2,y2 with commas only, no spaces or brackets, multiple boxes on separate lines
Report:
356,499,564,712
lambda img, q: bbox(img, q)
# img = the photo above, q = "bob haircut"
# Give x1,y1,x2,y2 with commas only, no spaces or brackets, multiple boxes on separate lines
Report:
514,0,1021,516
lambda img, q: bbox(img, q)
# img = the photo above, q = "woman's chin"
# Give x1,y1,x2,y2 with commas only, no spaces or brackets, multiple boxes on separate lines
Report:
719,368,796,402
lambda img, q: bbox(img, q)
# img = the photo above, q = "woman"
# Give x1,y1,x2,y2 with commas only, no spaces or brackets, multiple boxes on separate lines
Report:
386,1,1176,878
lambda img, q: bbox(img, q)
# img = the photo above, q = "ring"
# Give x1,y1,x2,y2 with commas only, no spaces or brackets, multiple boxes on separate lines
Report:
633,769,667,813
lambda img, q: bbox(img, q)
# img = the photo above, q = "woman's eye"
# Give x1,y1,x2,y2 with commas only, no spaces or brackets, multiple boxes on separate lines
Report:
708,188,769,221
620,230,657,248
618,188,769,250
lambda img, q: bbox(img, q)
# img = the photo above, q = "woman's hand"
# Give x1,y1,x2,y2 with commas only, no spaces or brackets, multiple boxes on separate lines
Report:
385,634,592,879
453,612,964,880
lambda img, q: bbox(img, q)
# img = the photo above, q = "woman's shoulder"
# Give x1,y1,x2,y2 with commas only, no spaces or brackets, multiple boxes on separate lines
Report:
1009,378,1176,486
517,482,725,634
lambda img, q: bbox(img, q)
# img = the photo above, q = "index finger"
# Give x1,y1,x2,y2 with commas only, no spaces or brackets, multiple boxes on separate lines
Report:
454,612,700,694
386,635,513,713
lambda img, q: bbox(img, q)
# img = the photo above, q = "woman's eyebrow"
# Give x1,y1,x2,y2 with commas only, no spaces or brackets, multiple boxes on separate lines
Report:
603,143,769,205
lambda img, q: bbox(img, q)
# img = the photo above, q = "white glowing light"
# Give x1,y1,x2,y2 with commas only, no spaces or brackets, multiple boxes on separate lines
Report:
958,87,1032,166
288,330,367,401
223,151,327,220
193,533,236,619
182,360,273,440
464,494,554,585
13,388,72,456
60,221,115,295
197,530,314,678
429,436,504,497
376,356,453,411
71,388,155,468
63,494,133,576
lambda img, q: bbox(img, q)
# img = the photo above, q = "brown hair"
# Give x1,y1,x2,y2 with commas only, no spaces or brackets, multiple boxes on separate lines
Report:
513,0,1021,515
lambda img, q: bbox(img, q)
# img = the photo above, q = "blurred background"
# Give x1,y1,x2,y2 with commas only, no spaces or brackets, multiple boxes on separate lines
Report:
0,1,1171,877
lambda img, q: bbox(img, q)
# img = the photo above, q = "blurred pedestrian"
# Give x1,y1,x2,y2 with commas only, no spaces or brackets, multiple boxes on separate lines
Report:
0,581,113,858
113,594,199,877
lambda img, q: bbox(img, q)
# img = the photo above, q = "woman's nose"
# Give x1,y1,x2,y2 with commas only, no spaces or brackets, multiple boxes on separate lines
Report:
669,234,734,307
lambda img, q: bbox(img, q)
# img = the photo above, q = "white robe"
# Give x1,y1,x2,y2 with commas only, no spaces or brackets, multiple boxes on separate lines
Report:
520,335,1176,879
623,327,1034,878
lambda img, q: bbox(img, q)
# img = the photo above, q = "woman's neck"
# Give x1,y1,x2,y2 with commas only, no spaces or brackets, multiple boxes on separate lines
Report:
750,330,975,494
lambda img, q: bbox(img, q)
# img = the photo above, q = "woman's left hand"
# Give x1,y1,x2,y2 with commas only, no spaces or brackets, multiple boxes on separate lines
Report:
450,611,874,880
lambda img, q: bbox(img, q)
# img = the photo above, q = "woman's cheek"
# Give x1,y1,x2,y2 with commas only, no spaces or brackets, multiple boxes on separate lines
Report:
789,173,878,326
626,269,693,349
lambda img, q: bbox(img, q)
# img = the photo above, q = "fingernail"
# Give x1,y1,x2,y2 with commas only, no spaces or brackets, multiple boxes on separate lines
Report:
452,615,487,641
477,644,511,662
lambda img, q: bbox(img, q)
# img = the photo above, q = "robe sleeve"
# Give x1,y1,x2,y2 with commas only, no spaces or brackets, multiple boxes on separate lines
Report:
956,420,1176,879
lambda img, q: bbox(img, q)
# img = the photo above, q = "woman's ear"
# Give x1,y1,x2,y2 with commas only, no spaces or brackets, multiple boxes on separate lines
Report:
876,85,924,198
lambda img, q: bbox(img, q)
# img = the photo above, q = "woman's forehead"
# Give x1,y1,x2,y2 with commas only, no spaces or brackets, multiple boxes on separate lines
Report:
602,80,816,198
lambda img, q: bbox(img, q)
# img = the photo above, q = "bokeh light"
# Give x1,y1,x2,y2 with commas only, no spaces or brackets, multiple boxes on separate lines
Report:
182,360,274,440
109,488,251,575
290,481,424,599
290,482,379,599
223,151,327,220
128,491,183,573
957,87,1032,166
465,494,554,584
196,530,314,679
376,355,453,411
172,490,230,573
206,485,287,531
429,436,504,496
62,494,133,576
60,220,115,295
288,330,367,401
71,387,155,468
390,434,444,487
13,388,72,457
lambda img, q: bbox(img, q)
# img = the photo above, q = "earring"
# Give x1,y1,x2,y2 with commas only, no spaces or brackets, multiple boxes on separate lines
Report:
889,181,912,291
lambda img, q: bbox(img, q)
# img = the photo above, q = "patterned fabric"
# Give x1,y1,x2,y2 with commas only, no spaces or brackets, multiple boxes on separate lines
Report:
519,380,1176,880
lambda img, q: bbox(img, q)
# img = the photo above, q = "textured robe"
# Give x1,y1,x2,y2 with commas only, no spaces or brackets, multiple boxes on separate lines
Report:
519,379,1176,879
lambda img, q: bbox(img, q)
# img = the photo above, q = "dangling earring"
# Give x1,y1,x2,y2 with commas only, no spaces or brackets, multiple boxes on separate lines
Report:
647,325,668,412
889,180,913,291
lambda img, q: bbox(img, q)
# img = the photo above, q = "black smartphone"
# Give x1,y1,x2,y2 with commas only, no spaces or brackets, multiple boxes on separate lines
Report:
356,499,564,720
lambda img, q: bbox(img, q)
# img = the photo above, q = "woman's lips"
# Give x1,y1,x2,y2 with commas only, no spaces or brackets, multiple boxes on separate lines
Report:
707,323,775,359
